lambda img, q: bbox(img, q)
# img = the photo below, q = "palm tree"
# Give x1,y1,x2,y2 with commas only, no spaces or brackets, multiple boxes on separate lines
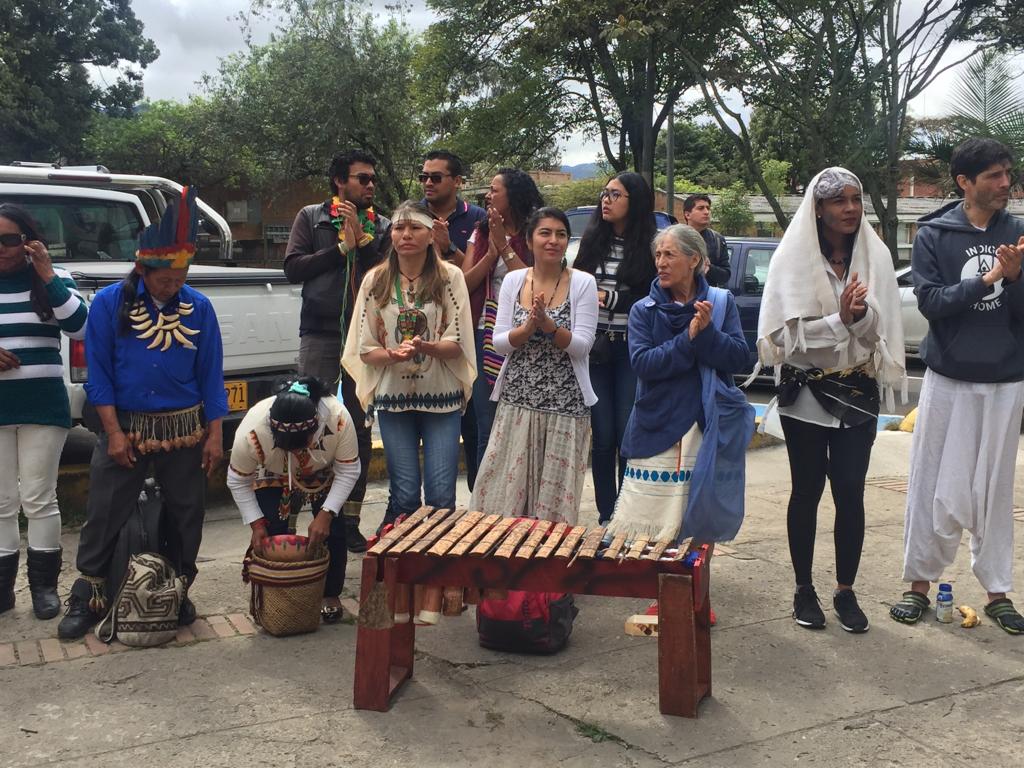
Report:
909,50,1024,195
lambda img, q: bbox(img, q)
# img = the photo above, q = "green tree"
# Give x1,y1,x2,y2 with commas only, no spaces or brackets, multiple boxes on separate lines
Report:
426,0,741,184
0,0,157,162
544,177,611,210
83,100,261,187
653,118,747,190
715,182,755,235
202,0,423,208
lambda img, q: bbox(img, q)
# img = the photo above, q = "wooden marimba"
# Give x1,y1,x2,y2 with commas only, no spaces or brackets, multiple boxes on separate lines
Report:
353,507,712,718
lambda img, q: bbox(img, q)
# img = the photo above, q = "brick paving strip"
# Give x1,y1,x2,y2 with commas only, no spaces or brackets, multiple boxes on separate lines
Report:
0,604,355,668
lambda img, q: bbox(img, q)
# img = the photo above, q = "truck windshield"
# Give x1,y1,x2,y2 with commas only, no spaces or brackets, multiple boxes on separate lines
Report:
0,195,143,262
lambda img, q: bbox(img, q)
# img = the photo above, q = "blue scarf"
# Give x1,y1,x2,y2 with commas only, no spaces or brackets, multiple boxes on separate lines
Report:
679,286,756,544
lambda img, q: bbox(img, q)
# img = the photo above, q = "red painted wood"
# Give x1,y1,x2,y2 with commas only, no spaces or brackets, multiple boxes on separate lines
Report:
353,543,713,718
353,555,392,711
658,573,699,717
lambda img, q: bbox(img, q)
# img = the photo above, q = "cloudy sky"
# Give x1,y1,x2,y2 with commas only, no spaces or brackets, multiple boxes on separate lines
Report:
113,0,980,166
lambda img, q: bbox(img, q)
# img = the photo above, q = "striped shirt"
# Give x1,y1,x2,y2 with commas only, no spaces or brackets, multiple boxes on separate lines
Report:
0,266,88,427
592,238,629,333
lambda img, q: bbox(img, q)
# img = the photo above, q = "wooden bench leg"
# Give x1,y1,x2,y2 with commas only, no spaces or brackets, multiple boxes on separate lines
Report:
658,573,700,717
354,555,414,710
694,562,712,700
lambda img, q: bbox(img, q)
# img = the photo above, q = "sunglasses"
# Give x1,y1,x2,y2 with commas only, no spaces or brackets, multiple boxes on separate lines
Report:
418,172,453,185
0,233,26,248
600,189,628,202
348,173,377,186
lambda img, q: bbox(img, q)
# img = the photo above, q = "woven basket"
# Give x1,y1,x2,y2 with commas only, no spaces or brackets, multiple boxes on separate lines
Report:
242,547,329,637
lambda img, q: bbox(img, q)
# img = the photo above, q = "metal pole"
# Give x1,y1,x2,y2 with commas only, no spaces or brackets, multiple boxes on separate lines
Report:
665,110,675,219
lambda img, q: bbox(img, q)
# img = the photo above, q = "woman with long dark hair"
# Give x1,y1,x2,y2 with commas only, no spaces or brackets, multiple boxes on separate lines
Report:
461,169,544,464
227,376,361,622
0,204,88,621
574,172,657,523
756,168,905,634
343,201,476,528
471,207,598,523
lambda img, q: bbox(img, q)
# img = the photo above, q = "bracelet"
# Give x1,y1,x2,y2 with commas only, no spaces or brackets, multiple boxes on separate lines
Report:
502,250,514,262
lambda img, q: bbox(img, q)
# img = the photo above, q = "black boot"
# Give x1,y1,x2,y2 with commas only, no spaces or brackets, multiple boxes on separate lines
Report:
0,552,18,615
57,576,104,639
27,547,62,620
344,515,367,554
178,593,196,626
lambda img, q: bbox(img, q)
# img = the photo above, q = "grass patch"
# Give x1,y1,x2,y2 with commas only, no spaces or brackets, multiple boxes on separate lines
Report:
574,720,627,746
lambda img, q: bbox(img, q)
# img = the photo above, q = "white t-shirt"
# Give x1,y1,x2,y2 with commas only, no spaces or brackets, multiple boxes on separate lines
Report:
469,229,510,329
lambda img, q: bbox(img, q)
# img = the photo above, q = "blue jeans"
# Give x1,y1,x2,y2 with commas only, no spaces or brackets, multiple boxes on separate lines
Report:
472,326,498,466
378,409,462,527
589,334,637,522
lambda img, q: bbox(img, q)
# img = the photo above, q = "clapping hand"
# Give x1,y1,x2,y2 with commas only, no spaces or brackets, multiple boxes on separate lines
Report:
488,207,507,253
688,300,712,339
531,292,555,334
996,236,1024,283
839,272,868,325
432,219,451,255
338,200,360,252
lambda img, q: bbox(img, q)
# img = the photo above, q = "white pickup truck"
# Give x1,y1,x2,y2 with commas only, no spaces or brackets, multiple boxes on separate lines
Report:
0,164,303,445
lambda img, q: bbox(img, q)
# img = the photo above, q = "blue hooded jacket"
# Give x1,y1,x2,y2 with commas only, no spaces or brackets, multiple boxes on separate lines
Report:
621,276,755,543
620,275,751,459
913,200,1024,382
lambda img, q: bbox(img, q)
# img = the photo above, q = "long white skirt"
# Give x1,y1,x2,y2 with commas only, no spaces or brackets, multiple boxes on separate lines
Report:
605,424,703,542
902,369,1024,593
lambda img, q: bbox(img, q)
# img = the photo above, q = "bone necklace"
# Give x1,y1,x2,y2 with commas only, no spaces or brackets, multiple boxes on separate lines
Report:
129,300,201,351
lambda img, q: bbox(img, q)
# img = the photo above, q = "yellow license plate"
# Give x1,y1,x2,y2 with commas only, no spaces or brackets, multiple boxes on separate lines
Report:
225,381,248,412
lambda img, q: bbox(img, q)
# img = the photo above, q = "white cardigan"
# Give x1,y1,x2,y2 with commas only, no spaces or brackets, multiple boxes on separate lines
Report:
491,267,599,406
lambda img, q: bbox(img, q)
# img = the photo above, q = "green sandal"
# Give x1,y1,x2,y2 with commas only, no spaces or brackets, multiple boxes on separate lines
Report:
889,591,930,624
984,598,1024,635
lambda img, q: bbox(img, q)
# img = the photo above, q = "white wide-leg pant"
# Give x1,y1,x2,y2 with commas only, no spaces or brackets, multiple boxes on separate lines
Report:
902,370,1024,593
0,424,68,554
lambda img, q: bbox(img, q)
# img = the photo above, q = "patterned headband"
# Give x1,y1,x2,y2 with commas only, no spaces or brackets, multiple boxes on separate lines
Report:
269,416,318,433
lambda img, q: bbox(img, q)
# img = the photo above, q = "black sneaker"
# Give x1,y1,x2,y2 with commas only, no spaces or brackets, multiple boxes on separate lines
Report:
833,589,870,633
793,585,826,629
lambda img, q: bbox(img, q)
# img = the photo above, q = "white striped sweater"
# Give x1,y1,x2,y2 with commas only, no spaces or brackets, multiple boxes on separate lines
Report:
0,266,88,427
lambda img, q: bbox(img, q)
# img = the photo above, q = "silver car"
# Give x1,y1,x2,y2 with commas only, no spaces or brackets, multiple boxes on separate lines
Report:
897,266,928,356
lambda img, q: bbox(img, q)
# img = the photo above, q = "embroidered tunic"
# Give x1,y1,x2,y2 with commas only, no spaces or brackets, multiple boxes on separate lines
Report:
342,260,476,414
227,395,361,525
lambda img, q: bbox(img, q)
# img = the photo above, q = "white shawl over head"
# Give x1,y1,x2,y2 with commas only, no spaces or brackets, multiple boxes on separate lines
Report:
754,167,907,404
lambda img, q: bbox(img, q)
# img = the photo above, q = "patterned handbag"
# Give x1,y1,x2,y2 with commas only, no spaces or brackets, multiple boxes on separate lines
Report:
481,280,504,386
95,552,185,647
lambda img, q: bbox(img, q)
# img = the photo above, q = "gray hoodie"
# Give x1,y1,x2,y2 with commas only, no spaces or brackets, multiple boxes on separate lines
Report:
912,200,1024,382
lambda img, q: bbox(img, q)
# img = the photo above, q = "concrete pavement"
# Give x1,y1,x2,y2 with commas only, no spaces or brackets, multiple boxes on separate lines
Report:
3,431,1024,767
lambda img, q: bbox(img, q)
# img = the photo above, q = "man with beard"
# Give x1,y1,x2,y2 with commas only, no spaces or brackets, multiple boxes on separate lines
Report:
283,150,390,582
890,138,1024,635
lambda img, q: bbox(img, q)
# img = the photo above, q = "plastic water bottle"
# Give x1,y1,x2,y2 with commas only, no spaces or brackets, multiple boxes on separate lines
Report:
935,583,954,623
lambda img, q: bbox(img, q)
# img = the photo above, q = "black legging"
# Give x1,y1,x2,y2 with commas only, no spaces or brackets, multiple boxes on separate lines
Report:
780,415,875,588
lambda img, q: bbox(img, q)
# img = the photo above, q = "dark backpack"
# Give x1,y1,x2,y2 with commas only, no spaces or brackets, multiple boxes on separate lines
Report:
105,478,163,596
476,590,578,654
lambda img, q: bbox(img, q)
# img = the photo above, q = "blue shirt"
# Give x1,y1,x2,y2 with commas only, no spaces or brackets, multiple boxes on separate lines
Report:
421,197,487,254
84,280,229,420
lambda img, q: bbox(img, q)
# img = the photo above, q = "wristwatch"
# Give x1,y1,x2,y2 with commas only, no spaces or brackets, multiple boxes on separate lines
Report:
446,242,458,258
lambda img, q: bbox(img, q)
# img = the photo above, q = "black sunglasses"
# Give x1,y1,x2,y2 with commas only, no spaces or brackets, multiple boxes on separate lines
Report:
0,233,26,247
418,172,453,185
347,173,377,186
